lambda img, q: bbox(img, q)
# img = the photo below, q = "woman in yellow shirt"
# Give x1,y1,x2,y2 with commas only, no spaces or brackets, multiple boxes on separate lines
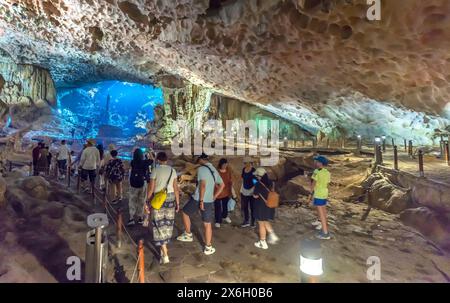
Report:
310,155,331,240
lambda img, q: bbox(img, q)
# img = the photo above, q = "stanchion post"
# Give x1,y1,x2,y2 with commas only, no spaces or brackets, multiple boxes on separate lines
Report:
408,140,413,157
404,139,407,152
117,210,123,248
29,161,32,176
326,138,330,149
391,138,395,148
9,161,12,172
76,170,81,193
138,239,145,283
393,145,399,170
445,141,450,166
375,145,383,165
418,149,424,177
94,226,103,283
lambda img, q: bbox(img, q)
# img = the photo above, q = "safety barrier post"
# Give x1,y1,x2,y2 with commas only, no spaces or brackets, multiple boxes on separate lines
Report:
393,145,399,170
117,210,123,248
138,239,145,283
408,140,413,157
418,149,424,177
445,141,450,166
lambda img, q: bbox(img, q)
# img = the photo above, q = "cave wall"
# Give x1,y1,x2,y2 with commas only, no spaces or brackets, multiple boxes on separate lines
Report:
208,95,312,140
0,50,55,129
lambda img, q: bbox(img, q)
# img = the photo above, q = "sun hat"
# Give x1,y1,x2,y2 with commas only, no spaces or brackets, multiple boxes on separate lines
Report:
87,138,96,145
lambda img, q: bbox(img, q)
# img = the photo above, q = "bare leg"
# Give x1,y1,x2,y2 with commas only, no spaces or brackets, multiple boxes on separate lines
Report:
265,221,274,234
118,182,123,198
317,206,328,233
204,222,212,246
258,221,267,241
182,211,191,234
160,244,168,257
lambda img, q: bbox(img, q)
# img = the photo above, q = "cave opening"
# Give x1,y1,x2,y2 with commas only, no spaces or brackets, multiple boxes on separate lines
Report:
54,80,163,141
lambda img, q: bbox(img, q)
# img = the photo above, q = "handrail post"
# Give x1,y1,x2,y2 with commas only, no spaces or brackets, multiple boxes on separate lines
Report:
138,239,145,283
418,149,424,177
117,210,123,248
393,145,398,170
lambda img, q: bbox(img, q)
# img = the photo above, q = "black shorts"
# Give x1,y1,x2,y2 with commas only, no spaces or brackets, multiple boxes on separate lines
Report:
182,197,214,223
81,169,96,182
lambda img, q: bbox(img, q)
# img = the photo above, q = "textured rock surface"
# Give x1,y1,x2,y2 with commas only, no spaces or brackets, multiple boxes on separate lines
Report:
1,0,450,142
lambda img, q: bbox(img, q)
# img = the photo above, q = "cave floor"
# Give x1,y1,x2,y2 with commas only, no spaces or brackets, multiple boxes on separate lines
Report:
2,150,450,283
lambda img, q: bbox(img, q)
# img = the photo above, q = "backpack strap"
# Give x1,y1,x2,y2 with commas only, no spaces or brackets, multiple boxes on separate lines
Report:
164,167,174,190
201,164,216,183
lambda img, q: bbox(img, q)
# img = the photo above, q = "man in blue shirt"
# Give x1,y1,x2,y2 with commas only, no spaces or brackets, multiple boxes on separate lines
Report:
177,153,224,255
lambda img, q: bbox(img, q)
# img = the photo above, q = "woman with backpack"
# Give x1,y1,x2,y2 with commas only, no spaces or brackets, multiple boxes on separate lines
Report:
127,148,153,226
105,150,125,204
252,167,279,250
146,152,180,264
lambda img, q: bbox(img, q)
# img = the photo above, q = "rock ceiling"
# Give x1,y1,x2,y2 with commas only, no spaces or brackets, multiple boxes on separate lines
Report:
1,0,450,116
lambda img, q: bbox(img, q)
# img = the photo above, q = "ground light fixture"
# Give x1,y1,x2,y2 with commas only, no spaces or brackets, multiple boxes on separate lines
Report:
299,239,323,283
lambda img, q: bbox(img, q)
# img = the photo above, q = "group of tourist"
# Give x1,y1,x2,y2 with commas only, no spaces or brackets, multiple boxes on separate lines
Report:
33,138,332,264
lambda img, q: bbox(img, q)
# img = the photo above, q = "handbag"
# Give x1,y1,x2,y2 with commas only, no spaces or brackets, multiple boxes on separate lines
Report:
257,180,279,209
228,197,236,212
150,168,173,210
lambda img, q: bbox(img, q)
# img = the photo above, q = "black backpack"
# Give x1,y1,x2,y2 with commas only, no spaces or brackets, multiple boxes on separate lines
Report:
129,161,149,188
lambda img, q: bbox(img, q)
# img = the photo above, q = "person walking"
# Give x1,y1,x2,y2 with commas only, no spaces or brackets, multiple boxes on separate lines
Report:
240,157,256,228
146,152,180,264
214,158,234,228
177,153,224,255
252,167,279,249
56,140,70,179
79,139,101,194
127,148,153,226
105,150,125,203
310,155,331,240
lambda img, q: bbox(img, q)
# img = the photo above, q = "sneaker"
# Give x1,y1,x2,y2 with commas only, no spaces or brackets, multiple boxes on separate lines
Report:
177,232,193,242
312,220,321,226
137,217,144,225
160,255,170,264
224,217,232,224
111,198,122,205
316,231,331,240
241,222,250,228
215,223,221,228
204,245,216,255
250,223,256,229
254,240,268,250
126,219,135,226
315,223,323,231
267,232,280,245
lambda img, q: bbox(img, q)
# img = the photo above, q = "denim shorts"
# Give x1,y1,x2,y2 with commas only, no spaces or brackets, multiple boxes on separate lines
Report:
313,198,327,206
182,197,214,223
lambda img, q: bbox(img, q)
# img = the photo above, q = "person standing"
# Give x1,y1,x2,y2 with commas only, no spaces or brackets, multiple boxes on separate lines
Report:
252,167,279,249
56,140,70,179
146,152,180,264
96,144,105,190
214,158,234,228
105,150,125,204
127,148,153,226
177,153,224,255
79,139,101,194
310,155,331,240
240,157,256,228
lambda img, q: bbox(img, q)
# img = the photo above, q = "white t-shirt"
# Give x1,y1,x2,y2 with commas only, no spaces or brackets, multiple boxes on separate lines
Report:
57,144,70,160
150,165,177,194
80,146,101,170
